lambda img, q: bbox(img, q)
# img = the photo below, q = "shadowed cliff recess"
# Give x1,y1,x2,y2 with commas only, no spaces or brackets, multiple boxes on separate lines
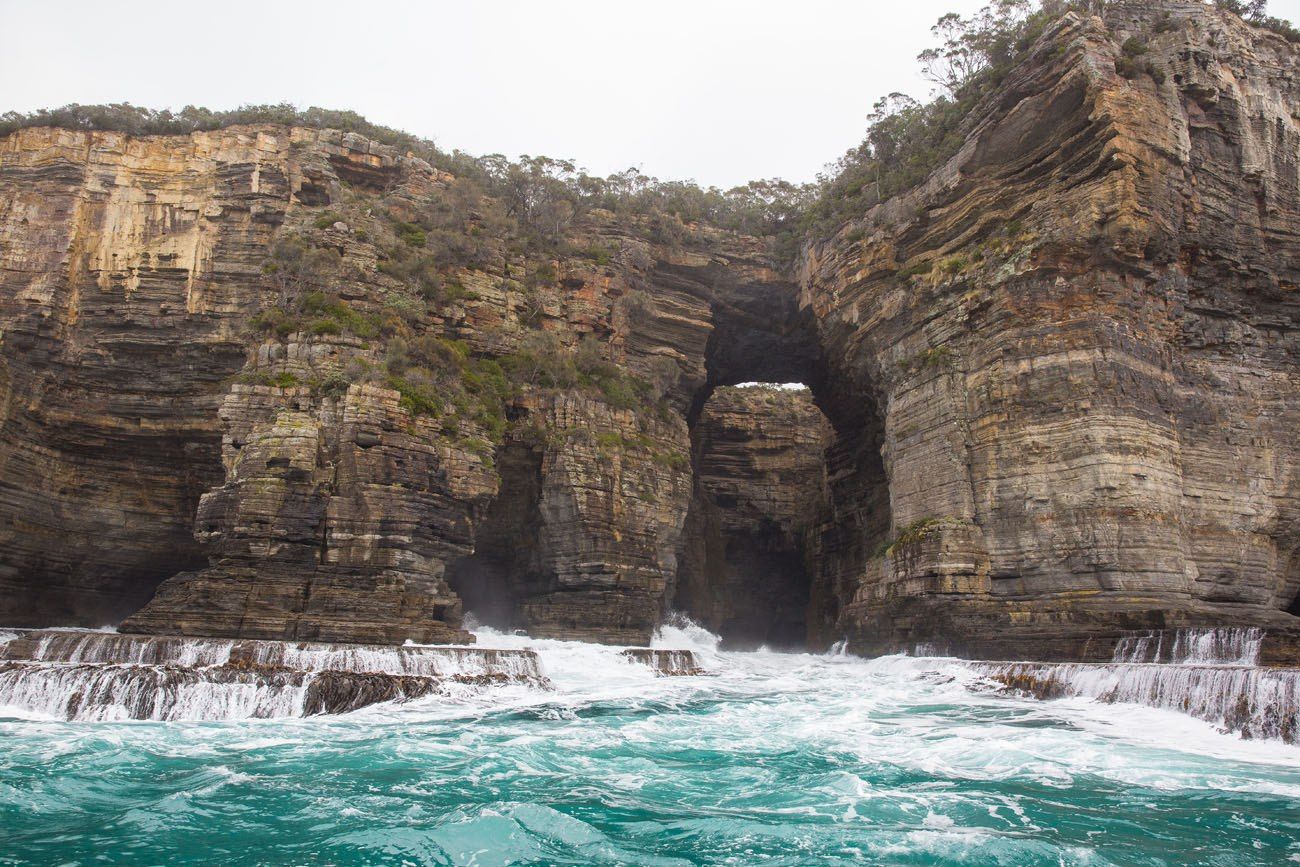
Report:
0,0,1298,659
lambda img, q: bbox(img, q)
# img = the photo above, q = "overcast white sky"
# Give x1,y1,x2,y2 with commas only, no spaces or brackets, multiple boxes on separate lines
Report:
3,1,1299,188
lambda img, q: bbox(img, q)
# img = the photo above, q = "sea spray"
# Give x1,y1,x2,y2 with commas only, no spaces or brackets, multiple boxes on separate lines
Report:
0,630,544,721
2,623,1300,864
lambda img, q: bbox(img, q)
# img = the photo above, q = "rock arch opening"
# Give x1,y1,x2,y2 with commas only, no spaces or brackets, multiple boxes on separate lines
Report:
675,383,830,649
672,273,893,651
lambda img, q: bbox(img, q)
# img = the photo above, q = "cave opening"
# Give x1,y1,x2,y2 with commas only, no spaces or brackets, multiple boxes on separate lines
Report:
675,381,831,650
444,263,893,650
670,271,894,652
445,442,545,632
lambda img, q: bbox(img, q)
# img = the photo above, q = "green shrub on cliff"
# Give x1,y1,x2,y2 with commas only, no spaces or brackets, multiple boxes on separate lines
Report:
801,0,1073,236
380,335,509,441
250,289,380,341
496,333,655,411
300,291,381,339
237,370,301,389
393,222,428,248
1214,0,1300,40
262,234,341,306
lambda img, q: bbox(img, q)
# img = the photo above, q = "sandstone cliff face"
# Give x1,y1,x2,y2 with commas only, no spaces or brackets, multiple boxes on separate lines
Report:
0,122,795,645
0,126,282,624
1,0,1298,657
117,380,497,644
801,1,1300,656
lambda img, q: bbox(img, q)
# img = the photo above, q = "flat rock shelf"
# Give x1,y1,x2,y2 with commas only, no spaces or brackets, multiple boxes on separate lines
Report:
0,630,706,721
0,630,547,721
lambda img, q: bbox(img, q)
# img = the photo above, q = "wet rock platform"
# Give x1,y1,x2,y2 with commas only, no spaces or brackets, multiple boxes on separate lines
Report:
0,630,546,721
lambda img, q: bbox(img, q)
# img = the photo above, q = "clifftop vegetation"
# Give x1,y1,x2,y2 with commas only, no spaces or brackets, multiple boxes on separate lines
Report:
1,1,1294,260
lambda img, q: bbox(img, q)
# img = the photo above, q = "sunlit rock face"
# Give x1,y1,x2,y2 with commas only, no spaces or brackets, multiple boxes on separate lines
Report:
0,1,1298,656
0,126,287,626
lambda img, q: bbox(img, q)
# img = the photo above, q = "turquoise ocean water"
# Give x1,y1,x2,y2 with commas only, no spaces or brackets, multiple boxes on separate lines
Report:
2,624,1298,866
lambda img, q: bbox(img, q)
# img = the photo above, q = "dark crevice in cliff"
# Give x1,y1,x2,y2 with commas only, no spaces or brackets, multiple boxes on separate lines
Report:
676,383,845,651
673,270,895,650
445,442,545,631
677,380,891,654
0,362,232,628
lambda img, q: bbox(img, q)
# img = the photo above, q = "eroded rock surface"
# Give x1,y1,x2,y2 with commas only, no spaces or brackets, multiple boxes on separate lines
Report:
0,1,1297,656
801,2,1300,656
676,386,831,648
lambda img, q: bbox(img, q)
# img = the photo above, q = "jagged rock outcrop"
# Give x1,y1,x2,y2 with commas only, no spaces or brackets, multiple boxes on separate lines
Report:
0,0,1298,657
118,381,497,643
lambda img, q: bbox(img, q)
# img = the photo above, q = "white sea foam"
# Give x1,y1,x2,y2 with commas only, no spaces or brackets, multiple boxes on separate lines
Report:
1111,627,1264,665
0,631,545,722
3,622,1297,865
0,621,1297,760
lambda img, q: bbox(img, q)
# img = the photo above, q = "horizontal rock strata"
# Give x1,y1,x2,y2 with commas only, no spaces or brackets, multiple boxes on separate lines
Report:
801,2,1300,656
0,1,1296,657
676,386,831,648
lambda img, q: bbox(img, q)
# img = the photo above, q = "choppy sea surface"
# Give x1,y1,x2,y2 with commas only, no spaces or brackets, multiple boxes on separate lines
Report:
2,623,1299,866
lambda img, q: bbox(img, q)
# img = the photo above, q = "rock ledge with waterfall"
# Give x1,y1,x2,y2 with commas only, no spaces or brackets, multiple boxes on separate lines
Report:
0,629,706,720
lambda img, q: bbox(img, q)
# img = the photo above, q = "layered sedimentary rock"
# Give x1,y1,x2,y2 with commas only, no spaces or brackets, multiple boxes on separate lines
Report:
800,1,1300,657
676,386,831,647
0,1,1297,657
0,126,273,624
118,381,497,644
0,121,792,646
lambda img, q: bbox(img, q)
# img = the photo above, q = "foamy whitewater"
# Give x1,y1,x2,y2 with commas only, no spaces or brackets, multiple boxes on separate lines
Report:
2,622,1299,865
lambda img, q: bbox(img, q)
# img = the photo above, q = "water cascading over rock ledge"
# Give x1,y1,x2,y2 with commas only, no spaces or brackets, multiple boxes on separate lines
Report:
969,627,1300,743
0,629,548,720
0,0,1297,678
0,629,708,720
